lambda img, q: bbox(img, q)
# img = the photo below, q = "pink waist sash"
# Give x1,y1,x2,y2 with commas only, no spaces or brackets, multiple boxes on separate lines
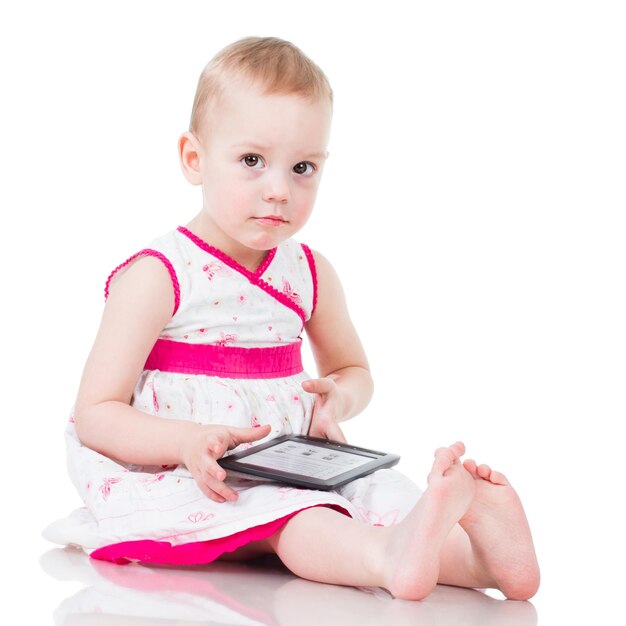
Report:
144,338,303,379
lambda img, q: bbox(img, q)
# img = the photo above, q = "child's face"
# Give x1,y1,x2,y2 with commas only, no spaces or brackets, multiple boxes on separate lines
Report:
184,77,332,259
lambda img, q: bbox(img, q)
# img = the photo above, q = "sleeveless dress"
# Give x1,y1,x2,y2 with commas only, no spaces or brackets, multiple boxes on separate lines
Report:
42,226,423,564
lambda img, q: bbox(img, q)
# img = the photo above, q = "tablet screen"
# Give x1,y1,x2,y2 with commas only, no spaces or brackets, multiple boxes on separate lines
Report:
239,440,374,480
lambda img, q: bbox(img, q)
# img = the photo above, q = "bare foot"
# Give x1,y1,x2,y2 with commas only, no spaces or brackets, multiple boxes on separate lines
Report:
382,442,476,600
460,459,540,600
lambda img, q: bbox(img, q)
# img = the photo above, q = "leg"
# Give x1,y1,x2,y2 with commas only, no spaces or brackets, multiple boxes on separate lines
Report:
266,442,476,600
216,539,275,561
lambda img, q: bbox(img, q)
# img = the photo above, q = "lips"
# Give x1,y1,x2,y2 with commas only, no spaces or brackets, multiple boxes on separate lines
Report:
254,216,287,227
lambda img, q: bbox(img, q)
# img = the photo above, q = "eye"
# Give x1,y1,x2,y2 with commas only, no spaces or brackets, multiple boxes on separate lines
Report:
241,154,264,169
293,161,316,176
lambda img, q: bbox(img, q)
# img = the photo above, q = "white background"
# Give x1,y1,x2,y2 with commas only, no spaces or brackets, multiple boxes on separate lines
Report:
2,0,624,622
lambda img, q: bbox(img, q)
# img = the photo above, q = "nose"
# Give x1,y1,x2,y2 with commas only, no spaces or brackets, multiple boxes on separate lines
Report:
262,171,290,204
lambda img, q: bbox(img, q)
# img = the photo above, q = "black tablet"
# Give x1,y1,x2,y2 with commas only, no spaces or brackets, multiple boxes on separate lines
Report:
217,435,400,490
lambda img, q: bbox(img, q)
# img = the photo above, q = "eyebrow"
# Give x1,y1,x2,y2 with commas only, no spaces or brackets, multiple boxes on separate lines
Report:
231,143,327,160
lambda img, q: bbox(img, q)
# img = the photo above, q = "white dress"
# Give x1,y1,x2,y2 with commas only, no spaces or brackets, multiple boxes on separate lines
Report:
43,226,422,563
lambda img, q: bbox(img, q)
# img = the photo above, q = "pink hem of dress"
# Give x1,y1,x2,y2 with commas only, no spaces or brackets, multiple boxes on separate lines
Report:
90,503,351,565
176,226,307,326
145,338,304,378
104,249,181,316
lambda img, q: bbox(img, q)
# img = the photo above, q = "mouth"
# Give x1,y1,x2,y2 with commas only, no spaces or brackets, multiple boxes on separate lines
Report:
253,216,288,227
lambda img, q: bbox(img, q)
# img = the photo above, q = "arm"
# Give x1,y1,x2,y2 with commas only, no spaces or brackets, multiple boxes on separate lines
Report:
73,255,269,502
74,255,185,464
303,249,374,438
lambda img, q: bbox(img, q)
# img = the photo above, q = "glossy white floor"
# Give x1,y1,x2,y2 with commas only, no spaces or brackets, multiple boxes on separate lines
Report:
38,547,534,626
19,523,623,624
38,541,540,626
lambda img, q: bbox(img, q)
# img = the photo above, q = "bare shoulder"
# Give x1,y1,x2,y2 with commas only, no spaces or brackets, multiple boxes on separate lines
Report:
75,255,175,411
101,253,176,358
308,248,345,305
305,248,368,374
107,253,175,319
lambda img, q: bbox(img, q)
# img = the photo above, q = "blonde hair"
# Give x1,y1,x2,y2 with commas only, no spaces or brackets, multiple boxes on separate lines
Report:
189,36,333,137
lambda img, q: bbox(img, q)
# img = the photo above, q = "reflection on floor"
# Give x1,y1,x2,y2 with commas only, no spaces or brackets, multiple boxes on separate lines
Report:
40,547,538,625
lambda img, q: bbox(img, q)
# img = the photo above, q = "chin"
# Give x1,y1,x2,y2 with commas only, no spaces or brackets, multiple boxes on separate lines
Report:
248,230,291,250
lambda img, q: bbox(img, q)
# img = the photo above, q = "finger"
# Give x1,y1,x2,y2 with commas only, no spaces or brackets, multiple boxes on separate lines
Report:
312,419,347,444
205,477,237,502
200,482,228,503
205,456,227,482
190,466,230,503
326,421,348,444
208,425,271,460
302,378,334,394
203,466,238,502
227,424,272,447
194,477,225,502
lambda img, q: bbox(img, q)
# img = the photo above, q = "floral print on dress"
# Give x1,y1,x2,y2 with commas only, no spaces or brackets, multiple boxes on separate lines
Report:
202,261,232,281
187,511,216,524
139,474,166,491
99,477,122,501
213,332,238,346
281,277,302,305
146,381,159,413
347,494,403,527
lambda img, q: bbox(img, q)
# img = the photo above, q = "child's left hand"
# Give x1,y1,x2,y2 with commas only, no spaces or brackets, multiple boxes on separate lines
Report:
302,375,347,443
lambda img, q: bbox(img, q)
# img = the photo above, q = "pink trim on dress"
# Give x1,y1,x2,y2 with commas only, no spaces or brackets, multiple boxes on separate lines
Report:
177,226,306,326
145,338,304,378
104,249,181,316
300,243,318,318
177,226,276,280
255,244,278,277
90,503,351,565
255,277,307,326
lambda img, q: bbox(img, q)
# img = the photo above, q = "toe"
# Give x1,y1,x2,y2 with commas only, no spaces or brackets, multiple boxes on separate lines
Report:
463,459,478,477
477,464,491,479
490,469,510,486
450,441,465,459
434,442,464,461
432,454,451,475
431,448,455,475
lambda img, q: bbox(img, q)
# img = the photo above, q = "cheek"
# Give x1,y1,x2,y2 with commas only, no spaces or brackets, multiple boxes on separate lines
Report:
295,180,320,212
292,199,316,228
210,181,251,217
293,176,319,198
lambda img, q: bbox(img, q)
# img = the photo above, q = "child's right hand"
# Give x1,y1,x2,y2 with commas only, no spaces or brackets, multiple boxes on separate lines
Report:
179,423,272,503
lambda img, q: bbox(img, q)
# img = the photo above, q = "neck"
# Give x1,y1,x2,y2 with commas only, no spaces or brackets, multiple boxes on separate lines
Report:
185,214,268,272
